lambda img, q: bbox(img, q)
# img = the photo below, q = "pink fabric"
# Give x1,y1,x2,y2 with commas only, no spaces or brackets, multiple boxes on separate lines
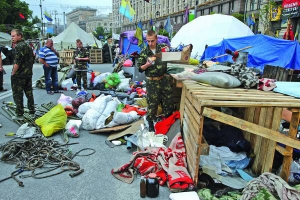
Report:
111,132,194,191
257,78,276,91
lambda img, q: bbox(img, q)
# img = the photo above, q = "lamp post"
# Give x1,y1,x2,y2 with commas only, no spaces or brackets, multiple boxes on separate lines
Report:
39,0,44,39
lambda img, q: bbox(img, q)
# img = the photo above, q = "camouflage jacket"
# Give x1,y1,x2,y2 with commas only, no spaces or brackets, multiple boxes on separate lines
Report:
137,43,167,77
13,40,34,79
73,47,89,69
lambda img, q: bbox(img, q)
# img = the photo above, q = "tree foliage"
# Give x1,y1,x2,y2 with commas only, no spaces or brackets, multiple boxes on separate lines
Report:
0,0,41,39
231,13,244,22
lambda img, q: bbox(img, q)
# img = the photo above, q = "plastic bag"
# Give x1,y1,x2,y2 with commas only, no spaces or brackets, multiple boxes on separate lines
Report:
57,94,73,107
61,78,73,90
16,123,36,138
64,120,82,137
35,104,67,137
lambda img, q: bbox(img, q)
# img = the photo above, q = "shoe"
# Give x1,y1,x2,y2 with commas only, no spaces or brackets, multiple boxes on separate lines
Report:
0,88,7,92
148,121,155,132
47,91,54,95
12,116,24,120
54,91,63,93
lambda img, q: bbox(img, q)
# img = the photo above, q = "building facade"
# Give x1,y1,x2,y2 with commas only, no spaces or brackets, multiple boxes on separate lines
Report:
112,0,247,33
66,7,97,31
86,13,114,33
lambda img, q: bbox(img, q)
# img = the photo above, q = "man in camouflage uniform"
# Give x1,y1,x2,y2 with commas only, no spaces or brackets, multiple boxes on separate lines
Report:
10,29,35,120
73,39,90,91
137,30,173,132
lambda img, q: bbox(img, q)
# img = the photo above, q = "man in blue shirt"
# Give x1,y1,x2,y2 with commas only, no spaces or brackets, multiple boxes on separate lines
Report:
39,39,60,94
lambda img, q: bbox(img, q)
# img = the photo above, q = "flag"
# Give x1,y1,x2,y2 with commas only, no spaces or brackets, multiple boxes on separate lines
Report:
247,14,255,27
19,12,25,20
119,0,136,21
251,13,256,24
44,11,53,22
164,16,172,34
135,21,144,47
184,6,189,24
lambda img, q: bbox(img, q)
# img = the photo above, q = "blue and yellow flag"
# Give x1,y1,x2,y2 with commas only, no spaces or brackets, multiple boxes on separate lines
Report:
44,11,53,22
134,21,144,47
119,0,136,21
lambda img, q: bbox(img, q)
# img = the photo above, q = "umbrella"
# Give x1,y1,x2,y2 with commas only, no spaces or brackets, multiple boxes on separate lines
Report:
171,14,254,57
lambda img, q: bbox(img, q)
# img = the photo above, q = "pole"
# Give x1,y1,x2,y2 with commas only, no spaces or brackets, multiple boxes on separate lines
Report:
39,0,43,39
244,0,248,23
63,12,66,30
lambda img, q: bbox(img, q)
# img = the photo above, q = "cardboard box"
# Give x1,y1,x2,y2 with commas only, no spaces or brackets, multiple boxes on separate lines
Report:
162,44,192,63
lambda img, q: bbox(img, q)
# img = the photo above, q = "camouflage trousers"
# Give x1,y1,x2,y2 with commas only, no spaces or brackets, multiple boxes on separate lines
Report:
146,76,173,121
76,70,87,89
11,76,35,116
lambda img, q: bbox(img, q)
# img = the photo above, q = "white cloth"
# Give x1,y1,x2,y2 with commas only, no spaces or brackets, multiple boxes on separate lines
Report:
169,191,199,200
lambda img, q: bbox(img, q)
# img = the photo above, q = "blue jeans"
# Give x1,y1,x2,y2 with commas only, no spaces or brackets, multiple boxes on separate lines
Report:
43,65,58,92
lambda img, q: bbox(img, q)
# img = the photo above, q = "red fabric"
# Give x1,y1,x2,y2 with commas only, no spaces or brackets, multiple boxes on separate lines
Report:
257,78,276,91
283,29,295,40
122,104,147,116
155,111,180,135
111,132,194,191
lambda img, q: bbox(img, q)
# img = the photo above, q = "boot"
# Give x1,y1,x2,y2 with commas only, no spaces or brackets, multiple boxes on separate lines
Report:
148,121,155,132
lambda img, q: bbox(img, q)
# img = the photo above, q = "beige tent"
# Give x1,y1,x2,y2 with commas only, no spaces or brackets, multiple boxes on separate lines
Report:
0,32,11,46
51,22,103,50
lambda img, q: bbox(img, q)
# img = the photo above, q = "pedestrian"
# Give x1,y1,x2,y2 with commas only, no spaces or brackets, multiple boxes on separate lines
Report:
73,39,89,91
0,47,7,92
137,30,174,132
10,29,35,120
39,39,61,94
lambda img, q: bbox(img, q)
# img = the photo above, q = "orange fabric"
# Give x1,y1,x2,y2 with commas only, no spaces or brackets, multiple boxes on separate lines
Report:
122,104,147,116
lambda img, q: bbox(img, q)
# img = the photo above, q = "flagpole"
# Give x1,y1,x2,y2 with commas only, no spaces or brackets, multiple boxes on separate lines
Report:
39,0,44,39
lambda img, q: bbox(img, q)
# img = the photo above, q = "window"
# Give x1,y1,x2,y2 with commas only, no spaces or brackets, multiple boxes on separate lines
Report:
250,0,255,11
218,5,223,13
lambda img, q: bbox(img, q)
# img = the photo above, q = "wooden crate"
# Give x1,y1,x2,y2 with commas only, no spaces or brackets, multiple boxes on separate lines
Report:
89,49,103,64
60,50,74,65
180,80,300,185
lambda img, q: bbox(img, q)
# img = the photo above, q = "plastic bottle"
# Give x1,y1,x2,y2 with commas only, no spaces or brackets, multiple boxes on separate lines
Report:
140,176,146,198
146,173,159,198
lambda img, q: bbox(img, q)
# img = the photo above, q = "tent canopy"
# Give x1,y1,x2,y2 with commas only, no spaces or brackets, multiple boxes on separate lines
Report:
120,30,170,55
0,32,11,46
51,22,103,50
201,34,300,71
171,14,254,57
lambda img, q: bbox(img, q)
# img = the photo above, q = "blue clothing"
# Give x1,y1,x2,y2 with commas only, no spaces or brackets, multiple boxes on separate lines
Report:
39,46,59,67
43,66,58,92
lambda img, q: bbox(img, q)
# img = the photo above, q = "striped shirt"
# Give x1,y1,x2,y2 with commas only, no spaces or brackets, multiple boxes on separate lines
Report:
39,46,59,67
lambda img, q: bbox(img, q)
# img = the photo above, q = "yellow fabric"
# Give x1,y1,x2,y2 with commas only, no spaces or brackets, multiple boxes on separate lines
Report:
35,104,67,137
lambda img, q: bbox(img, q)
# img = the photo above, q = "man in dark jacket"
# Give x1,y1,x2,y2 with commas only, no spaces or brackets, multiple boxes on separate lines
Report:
10,29,35,120
73,39,89,90
137,30,173,132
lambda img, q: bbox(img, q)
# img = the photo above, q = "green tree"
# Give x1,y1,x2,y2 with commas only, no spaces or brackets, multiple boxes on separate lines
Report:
93,26,105,40
0,0,41,39
231,13,244,22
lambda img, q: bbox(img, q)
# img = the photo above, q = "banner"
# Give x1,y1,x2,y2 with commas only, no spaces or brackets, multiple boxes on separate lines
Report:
282,0,300,18
270,5,282,21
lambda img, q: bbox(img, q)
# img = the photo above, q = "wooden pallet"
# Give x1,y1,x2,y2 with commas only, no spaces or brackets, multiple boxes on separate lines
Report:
180,80,300,185
60,50,74,65
89,49,103,64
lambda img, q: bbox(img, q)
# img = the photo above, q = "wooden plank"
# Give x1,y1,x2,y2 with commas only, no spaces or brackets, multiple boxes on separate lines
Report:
276,145,292,156
179,83,187,123
194,111,204,185
183,110,200,143
263,107,282,173
194,95,300,102
183,119,199,156
252,108,267,173
184,99,201,125
192,91,288,97
199,100,300,107
202,107,300,149
243,107,255,141
280,110,300,181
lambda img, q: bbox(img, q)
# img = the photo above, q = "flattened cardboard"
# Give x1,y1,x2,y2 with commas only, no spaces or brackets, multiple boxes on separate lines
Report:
107,119,144,141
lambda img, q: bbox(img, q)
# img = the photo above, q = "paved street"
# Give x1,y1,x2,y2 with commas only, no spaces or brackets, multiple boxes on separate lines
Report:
0,63,171,200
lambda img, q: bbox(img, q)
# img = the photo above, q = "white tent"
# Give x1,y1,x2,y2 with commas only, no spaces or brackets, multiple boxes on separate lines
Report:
51,22,103,50
171,14,254,57
0,32,11,46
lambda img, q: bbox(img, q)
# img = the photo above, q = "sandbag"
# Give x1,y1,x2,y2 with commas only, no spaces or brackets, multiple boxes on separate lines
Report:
82,109,101,130
106,111,139,127
192,72,241,88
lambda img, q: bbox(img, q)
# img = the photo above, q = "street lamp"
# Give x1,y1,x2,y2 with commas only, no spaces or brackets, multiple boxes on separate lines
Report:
39,0,44,38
